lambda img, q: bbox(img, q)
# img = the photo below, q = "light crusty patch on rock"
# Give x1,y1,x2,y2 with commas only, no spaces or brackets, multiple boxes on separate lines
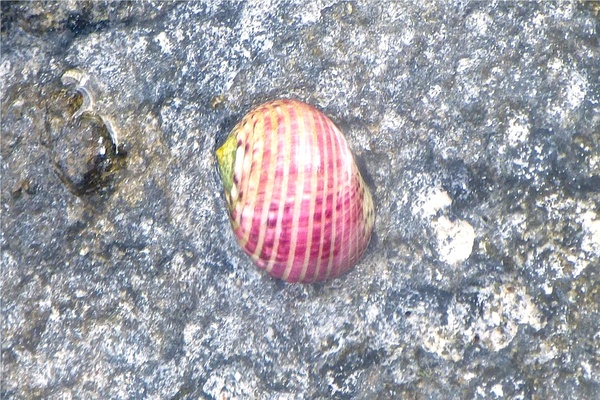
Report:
409,282,546,361
412,187,475,265
580,211,600,257
432,216,475,265
412,187,452,218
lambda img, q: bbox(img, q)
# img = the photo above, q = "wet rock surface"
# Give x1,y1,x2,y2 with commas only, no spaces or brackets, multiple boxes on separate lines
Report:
2,1,599,398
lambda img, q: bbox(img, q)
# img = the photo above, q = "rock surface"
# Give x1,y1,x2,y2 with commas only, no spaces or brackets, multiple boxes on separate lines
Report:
2,1,599,398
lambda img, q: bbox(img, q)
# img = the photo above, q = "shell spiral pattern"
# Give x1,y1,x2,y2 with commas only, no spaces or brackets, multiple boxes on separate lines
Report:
216,99,374,283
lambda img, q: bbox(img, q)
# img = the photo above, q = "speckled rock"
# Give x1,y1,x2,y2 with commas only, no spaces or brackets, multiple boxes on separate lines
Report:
2,1,599,399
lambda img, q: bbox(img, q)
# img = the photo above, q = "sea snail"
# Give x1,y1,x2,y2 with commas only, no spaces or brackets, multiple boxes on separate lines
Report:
216,99,374,283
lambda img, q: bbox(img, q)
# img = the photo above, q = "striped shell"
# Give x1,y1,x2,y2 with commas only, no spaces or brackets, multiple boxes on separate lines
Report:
216,99,374,283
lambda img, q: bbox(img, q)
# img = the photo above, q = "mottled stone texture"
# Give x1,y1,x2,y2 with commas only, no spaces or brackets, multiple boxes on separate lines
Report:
2,1,599,398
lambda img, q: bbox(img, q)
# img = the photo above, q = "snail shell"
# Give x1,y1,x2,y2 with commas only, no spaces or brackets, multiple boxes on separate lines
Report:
216,99,374,283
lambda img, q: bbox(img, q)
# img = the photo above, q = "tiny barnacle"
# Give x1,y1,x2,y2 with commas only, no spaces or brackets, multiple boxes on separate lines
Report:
61,68,120,154
52,68,127,196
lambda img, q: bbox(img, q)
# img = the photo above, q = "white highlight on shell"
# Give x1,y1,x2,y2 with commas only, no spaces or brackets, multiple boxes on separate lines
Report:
234,146,245,182
230,184,239,203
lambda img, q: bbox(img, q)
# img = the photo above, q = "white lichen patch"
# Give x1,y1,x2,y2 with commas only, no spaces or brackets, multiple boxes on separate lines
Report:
456,57,477,74
580,211,600,257
547,56,564,78
412,187,452,218
298,0,324,24
154,31,173,54
410,187,475,265
566,70,588,109
506,114,530,147
465,10,492,36
0,58,11,81
491,383,504,398
432,216,475,265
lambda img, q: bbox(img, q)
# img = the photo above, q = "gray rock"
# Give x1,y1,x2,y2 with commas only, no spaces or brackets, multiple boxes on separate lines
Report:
2,1,599,398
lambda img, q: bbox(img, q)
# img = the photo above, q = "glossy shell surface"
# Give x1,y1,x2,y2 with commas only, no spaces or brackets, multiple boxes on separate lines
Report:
216,99,374,283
